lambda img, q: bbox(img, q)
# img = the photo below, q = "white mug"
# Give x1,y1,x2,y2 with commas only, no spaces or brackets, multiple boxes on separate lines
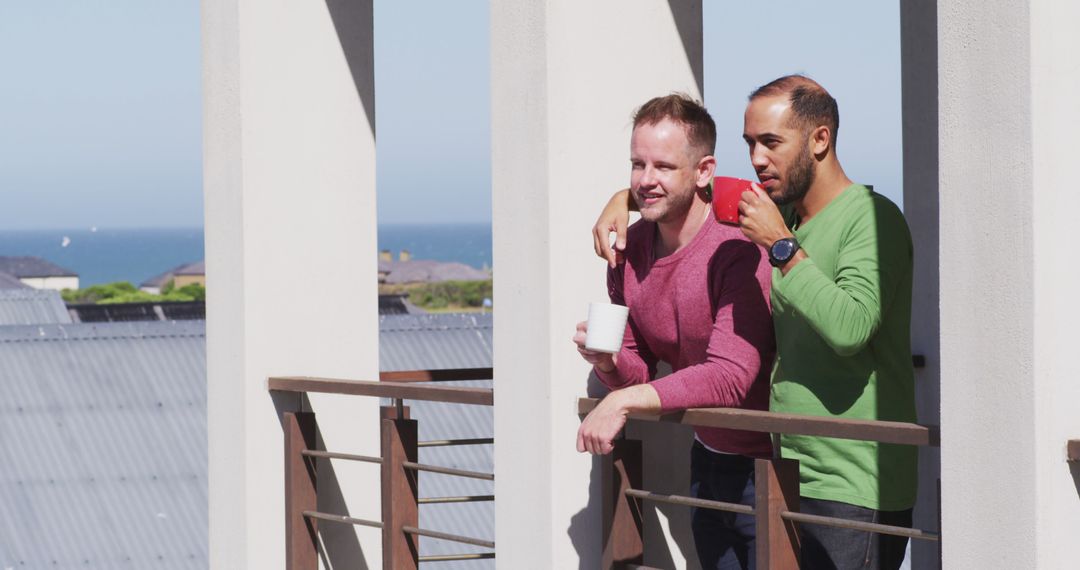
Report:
585,302,629,354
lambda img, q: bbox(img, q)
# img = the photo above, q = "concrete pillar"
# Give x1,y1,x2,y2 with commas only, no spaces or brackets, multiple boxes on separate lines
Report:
1029,0,1080,564
491,1,702,567
203,1,381,568
939,0,1080,566
899,1,940,567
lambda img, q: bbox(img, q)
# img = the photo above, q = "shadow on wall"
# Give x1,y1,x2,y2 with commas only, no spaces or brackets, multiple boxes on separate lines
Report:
325,0,376,135
665,0,704,96
568,367,700,569
272,391,370,570
1071,461,1080,502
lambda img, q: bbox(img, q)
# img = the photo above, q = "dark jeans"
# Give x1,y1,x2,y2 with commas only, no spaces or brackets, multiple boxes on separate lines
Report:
799,498,913,570
689,441,757,570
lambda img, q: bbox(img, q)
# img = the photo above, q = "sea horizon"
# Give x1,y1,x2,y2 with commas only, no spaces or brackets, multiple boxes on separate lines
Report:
0,223,493,287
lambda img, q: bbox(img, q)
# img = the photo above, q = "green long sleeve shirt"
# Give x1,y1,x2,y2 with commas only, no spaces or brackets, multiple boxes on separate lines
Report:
770,184,917,511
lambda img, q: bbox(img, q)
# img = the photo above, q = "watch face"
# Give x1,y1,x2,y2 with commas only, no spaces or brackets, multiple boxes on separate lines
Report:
772,239,796,261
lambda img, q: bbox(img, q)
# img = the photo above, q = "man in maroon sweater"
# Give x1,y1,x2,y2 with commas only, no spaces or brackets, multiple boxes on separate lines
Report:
573,94,775,568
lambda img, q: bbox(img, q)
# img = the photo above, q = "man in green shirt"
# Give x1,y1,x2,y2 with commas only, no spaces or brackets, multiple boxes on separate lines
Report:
593,75,917,569
736,75,917,569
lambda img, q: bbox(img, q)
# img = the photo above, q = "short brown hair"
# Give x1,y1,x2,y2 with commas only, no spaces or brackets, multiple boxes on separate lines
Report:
632,93,716,157
750,75,839,148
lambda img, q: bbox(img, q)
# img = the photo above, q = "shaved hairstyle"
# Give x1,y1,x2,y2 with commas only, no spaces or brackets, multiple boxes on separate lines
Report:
632,93,717,158
750,75,840,148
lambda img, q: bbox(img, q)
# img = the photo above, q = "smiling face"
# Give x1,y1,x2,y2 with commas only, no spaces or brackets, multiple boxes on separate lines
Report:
742,94,816,205
629,118,710,224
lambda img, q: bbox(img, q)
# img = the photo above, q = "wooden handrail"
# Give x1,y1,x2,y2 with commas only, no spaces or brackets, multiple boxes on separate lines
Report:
578,398,938,447
270,377,493,406
379,367,493,383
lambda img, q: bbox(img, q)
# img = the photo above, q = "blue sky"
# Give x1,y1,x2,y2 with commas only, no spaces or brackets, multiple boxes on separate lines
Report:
0,1,900,230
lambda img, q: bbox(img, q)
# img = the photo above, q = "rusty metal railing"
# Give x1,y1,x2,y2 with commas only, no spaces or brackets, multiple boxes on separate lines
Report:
578,397,941,569
272,368,494,570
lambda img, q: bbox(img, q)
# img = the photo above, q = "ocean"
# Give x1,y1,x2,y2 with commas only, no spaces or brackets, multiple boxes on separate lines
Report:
0,224,492,287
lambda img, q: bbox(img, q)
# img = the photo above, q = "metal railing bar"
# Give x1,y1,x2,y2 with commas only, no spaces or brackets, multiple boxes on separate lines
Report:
417,438,494,448
418,553,496,562
402,461,495,481
380,367,494,383
579,398,938,447
301,449,382,464
780,511,940,541
302,510,383,529
625,488,754,515
270,377,494,406
418,495,495,505
402,525,495,549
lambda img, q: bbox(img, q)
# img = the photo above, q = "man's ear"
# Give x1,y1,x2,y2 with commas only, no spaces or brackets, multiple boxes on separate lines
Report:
696,155,717,188
810,126,831,157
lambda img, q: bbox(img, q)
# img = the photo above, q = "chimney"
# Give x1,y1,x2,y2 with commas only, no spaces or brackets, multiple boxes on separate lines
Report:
399,249,412,262
379,249,392,263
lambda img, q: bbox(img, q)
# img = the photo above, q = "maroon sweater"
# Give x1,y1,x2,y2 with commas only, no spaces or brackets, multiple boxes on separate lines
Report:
596,217,774,457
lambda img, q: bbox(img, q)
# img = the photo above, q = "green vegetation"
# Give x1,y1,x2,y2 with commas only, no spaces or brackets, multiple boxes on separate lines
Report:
381,279,492,312
62,280,206,305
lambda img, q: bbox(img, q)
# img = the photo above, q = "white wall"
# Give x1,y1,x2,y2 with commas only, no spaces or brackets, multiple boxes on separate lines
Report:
21,276,79,291
491,1,702,567
203,1,381,568
939,0,1080,566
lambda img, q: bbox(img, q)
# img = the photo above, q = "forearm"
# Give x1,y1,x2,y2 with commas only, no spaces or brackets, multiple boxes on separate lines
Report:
773,259,882,356
649,356,758,411
594,347,651,389
603,383,661,414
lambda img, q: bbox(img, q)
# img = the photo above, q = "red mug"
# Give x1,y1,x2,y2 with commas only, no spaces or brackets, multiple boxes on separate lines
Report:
712,176,755,225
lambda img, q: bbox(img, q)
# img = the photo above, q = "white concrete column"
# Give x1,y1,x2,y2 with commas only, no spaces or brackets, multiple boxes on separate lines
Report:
1030,0,1080,565
900,2,940,567
491,1,702,567
939,0,1080,566
203,1,381,568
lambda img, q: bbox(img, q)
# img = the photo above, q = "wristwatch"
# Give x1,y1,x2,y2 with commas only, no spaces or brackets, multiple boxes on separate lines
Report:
769,237,800,267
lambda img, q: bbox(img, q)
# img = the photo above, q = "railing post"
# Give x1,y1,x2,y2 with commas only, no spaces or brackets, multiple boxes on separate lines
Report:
381,404,418,570
602,438,643,569
755,457,800,569
284,411,318,570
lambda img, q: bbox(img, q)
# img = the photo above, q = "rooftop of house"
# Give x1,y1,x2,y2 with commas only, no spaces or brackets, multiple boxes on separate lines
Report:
0,256,78,279
140,261,205,288
379,259,490,284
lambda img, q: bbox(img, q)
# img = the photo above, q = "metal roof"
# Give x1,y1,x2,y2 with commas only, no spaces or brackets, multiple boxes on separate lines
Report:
0,256,78,278
0,271,30,290
0,289,72,325
0,321,207,569
0,313,492,568
379,313,494,565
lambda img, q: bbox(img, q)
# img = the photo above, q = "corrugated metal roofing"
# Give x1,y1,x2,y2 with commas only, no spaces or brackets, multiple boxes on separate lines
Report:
0,289,72,325
0,271,29,290
379,314,494,565
0,321,207,569
0,313,493,568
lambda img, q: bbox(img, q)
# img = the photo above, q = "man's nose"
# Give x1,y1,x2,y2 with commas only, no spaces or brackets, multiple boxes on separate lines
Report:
749,146,769,170
639,166,658,187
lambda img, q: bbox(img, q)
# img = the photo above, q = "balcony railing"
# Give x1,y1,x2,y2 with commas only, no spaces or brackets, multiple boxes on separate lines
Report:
270,368,495,570
577,397,941,570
